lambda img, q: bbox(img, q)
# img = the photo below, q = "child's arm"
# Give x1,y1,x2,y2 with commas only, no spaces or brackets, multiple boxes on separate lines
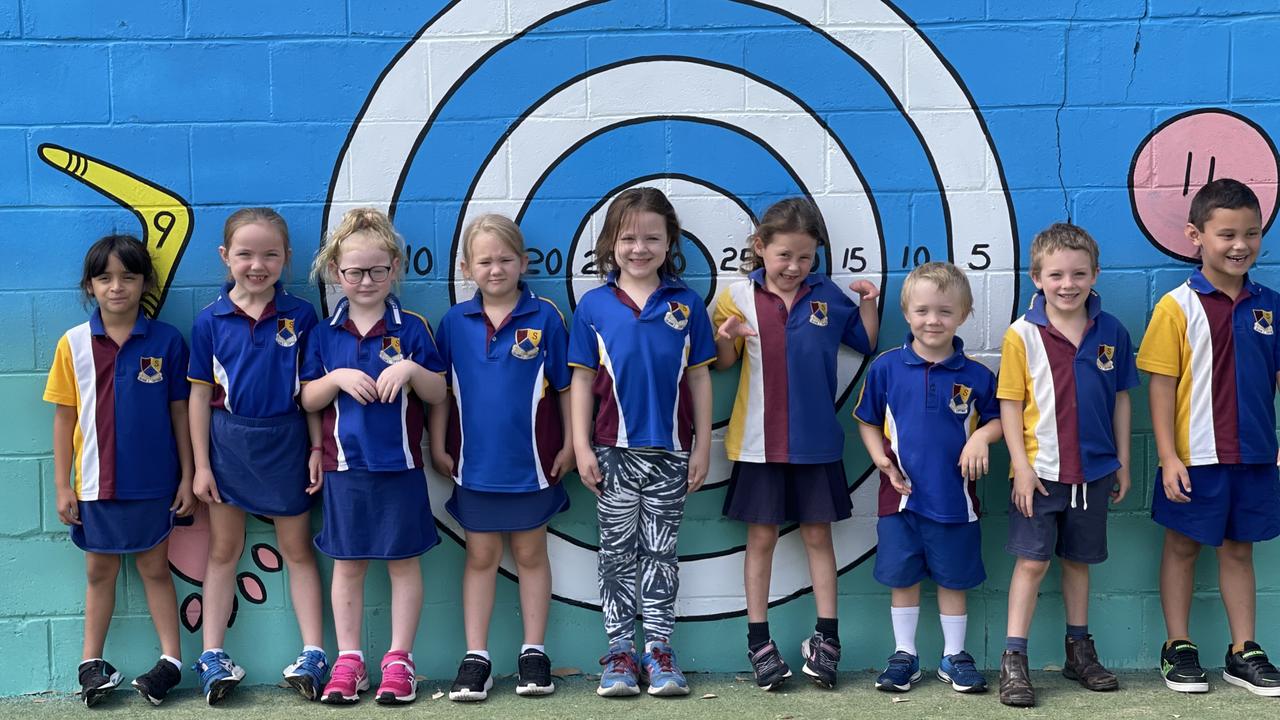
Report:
856,421,909,495
570,367,602,496
959,418,1003,482
428,392,454,478
713,318,753,370
686,364,713,492
849,279,881,350
305,410,323,494
550,389,576,479
169,399,196,516
1148,373,1190,502
375,360,446,405
189,383,221,503
301,368,378,410
1111,390,1131,502
51,404,80,525
1001,399,1047,518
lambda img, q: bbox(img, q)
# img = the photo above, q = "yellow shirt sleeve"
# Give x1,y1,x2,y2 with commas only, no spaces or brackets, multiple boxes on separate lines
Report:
711,287,747,354
43,335,78,407
995,326,1028,401
1136,296,1186,378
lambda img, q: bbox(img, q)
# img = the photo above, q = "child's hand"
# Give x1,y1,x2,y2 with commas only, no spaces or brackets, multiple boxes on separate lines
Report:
431,449,455,479
56,488,81,526
849,279,880,302
333,368,379,405
550,443,575,479
1160,458,1192,503
193,467,221,504
1110,467,1131,504
958,435,990,482
1011,461,1047,518
306,448,324,495
375,360,419,403
717,315,757,341
876,455,910,495
171,478,197,517
577,448,603,497
688,448,710,493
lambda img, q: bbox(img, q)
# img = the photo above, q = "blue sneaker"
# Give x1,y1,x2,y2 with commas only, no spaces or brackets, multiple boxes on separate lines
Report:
597,642,640,697
938,651,988,693
195,650,245,705
875,650,922,692
283,648,329,701
641,641,690,696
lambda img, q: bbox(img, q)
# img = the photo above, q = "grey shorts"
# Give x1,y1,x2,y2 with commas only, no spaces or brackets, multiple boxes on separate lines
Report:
1006,474,1114,564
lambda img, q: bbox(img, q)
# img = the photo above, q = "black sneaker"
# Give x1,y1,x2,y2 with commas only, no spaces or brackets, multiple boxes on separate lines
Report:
1224,641,1280,696
78,659,122,708
800,632,840,689
515,648,556,696
747,640,792,691
1160,640,1209,693
131,659,181,706
447,654,493,702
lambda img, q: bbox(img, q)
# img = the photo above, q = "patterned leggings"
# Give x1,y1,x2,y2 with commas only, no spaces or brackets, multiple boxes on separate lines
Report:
594,445,689,646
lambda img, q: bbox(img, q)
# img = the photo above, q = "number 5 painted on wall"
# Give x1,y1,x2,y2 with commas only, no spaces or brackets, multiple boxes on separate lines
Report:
37,143,193,318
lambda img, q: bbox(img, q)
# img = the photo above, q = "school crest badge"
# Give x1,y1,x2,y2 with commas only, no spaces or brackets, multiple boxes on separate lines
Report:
137,357,163,384
379,336,403,364
948,383,972,415
511,328,542,360
664,301,690,330
1254,309,1274,335
275,317,297,347
809,300,829,327
1096,344,1115,371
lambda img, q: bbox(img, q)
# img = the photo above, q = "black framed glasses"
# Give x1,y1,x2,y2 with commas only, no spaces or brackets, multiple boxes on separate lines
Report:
338,265,392,283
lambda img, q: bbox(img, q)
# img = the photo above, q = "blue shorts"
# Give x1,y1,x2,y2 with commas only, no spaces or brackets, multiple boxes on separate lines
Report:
445,483,569,533
1152,463,1280,547
1006,474,1112,563
722,461,852,525
874,511,984,590
72,497,175,554
314,468,440,560
210,410,313,517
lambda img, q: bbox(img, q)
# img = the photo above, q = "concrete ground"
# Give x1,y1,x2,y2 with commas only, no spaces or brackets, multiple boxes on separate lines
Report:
2,671,1276,719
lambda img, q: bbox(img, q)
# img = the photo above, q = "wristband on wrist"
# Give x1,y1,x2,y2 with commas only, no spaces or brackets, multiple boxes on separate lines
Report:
309,446,323,453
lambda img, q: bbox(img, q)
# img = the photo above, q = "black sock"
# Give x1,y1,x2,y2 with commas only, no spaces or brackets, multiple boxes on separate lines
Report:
747,622,770,651
816,617,839,646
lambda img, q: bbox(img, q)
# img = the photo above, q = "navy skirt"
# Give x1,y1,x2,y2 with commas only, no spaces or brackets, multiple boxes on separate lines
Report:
445,483,569,533
210,409,313,517
722,460,852,524
314,468,440,560
72,497,175,554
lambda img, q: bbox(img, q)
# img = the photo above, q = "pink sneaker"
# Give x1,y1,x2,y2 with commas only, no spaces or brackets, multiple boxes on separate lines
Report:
376,651,418,705
320,654,369,704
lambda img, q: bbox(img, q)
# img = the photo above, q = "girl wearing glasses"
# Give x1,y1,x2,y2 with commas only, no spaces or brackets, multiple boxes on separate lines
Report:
301,208,447,705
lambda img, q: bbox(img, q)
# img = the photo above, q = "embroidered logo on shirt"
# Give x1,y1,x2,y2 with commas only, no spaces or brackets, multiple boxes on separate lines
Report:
948,383,972,415
664,301,690,330
275,317,297,347
1254,309,1274,335
1096,343,1116,371
138,357,164,384
379,336,403,364
809,300,829,327
511,328,542,360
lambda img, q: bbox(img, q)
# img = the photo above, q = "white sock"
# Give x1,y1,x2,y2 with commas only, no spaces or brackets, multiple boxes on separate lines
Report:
303,645,324,655
161,655,181,670
468,649,490,661
940,614,968,657
891,606,920,656
338,650,363,661
79,658,102,667
521,644,546,654
202,647,223,655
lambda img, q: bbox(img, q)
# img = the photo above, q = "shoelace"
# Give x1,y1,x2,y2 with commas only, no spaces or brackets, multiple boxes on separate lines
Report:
649,647,676,673
329,658,363,684
293,651,326,676
1240,650,1280,675
752,645,784,672
455,659,488,686
601,650,639,676
518,652,550,680
1169,646,1201,673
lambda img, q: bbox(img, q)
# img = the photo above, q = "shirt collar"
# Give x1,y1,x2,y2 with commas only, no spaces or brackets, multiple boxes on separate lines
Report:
900,334,967,369
89,308,150,338
329,293,404,331
461,283,539,319
211,281,298,317
747,268,822,289
1186,267,1261,297
1024,289,1102,327
604,270,687,292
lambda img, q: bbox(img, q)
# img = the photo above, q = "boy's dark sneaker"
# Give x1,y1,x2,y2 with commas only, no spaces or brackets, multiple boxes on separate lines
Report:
515,648,556,696
746,640,792,691
1063,635,1119,691
78,659,122,708
800,632,840,689
282,648,328,701
131,659,181,706
875,651,921,692
1160,640,1209,693
998,651,1035,707
937,651,987,693
1224,641,1280,697
195,649,245,705
448,653,493,702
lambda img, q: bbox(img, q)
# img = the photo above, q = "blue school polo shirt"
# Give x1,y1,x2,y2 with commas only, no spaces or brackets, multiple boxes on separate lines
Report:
44,310,190,501
302,294,444,472
713,270,874,464
437,286,571,492
567,272,716,451
998,291,1139,483
188,282,319,418
854,337,999,523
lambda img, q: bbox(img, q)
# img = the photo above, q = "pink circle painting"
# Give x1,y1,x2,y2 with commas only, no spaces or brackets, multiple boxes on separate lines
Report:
1130,109,1279,262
